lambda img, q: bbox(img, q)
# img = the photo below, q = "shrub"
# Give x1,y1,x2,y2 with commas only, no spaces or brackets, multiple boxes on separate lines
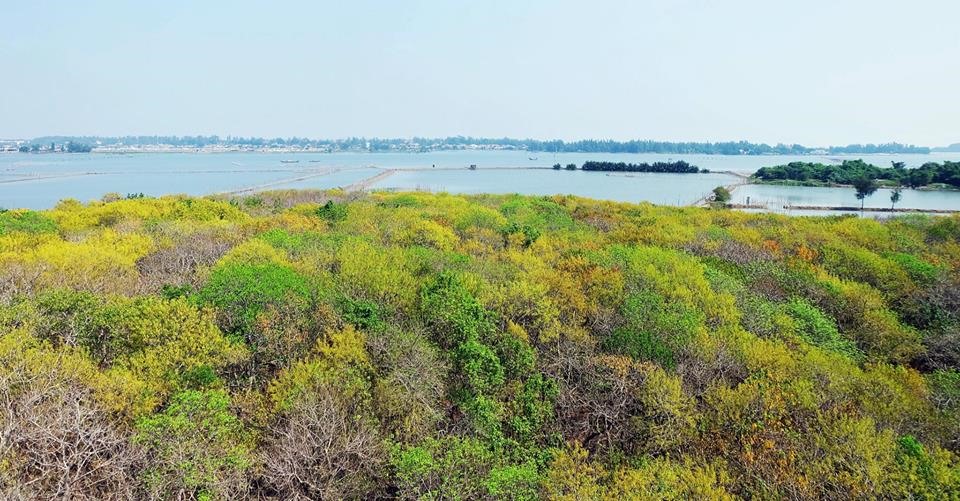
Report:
198,261,312,334
134,390,252,500
604,291,703,368
315,200,347,222
2,191,959,497
785,298,860,359
0,209,58,235
260,384,385,499
0,335,142,499
886,252,940,285
712,186,732,204
390,437,540,500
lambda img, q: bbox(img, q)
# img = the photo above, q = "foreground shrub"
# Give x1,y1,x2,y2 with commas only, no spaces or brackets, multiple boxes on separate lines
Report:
135,390,252,500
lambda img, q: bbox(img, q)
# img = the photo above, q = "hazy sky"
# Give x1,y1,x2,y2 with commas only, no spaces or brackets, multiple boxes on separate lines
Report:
2,0,958,145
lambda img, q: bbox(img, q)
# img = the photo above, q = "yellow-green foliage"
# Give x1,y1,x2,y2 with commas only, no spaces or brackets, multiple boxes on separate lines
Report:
0,191,958,499
49,196,248,232
267,325,373,413
0,229,153,294
96,296,249,417
544,443,734,500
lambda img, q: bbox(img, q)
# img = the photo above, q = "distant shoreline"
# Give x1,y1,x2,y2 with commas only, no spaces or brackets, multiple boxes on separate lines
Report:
2,148,953,156
3,136,939,156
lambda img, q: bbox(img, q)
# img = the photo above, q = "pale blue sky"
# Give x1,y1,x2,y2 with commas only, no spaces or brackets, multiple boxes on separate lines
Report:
2,0,958,145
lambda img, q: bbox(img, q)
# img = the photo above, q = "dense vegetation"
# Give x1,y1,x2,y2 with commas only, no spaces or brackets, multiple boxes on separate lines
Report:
753,159,960,188
1,190,959,499
581,160,702,173
17,141,92,153
712,186,732,203
30,135,931,154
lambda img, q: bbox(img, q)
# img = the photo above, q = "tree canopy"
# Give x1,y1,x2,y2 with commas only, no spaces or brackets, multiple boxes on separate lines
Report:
753,160,960,188
1,190,959,498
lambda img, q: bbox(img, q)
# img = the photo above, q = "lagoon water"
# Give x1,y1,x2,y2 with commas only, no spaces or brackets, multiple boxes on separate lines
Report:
735,184,960,213
370,169,735,206
2,150,959,212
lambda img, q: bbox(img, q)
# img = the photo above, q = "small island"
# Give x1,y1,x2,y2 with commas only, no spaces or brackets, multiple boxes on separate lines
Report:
752,159,960,190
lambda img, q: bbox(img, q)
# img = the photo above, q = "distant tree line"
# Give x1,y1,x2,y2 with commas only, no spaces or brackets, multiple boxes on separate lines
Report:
753,160,960,188
17,141,92,153
26,136,932,154
66,142,93,153
581,160,702,173
827,143,932,154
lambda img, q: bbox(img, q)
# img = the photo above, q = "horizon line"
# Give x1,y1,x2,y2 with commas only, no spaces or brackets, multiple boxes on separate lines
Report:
2,135,952,149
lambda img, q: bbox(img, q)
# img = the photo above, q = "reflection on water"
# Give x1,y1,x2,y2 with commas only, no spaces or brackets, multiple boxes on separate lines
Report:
734,184,960,213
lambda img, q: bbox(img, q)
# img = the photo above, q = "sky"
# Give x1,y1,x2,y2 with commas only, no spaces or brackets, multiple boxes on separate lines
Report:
1,0,958,146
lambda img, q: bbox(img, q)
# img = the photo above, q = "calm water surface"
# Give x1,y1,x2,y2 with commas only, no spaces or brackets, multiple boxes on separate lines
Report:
734,184,960,215
2,151,959,211
370,169,732,206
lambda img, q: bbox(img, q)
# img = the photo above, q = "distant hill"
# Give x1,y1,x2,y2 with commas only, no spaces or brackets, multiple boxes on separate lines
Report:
932,143,960,152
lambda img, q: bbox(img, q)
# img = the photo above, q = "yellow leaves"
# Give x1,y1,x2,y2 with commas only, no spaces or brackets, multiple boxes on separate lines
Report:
0,329,119,416
49,196,248,232
505,321,530,343
831,216,895,252
609,459,735,501
0,329,82,380
316,324,370,370
460,227,502,256
251,210,328,234
454,205,507,233
267,325,372,414
0,231,58,254
218,239,289,267
726,225,763,248
616,245,739,330
740,336,800,382
337,238,418,309
490,276,563,343
612,216,698,248
635,367,700,454
97,366,155,418
394,217,459,252
807,415,897,496
594,353,637,379
0,229,153,294
542,443,606,501
87,296,249,419
544,442,734,501
818,274,921,364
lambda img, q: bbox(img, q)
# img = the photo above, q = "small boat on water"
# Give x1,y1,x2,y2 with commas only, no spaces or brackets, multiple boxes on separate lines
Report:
281,160,300,164
529,156,538,160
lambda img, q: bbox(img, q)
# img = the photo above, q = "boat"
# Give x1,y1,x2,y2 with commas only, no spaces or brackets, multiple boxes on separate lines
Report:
280,160,300,164
528,156,538,160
